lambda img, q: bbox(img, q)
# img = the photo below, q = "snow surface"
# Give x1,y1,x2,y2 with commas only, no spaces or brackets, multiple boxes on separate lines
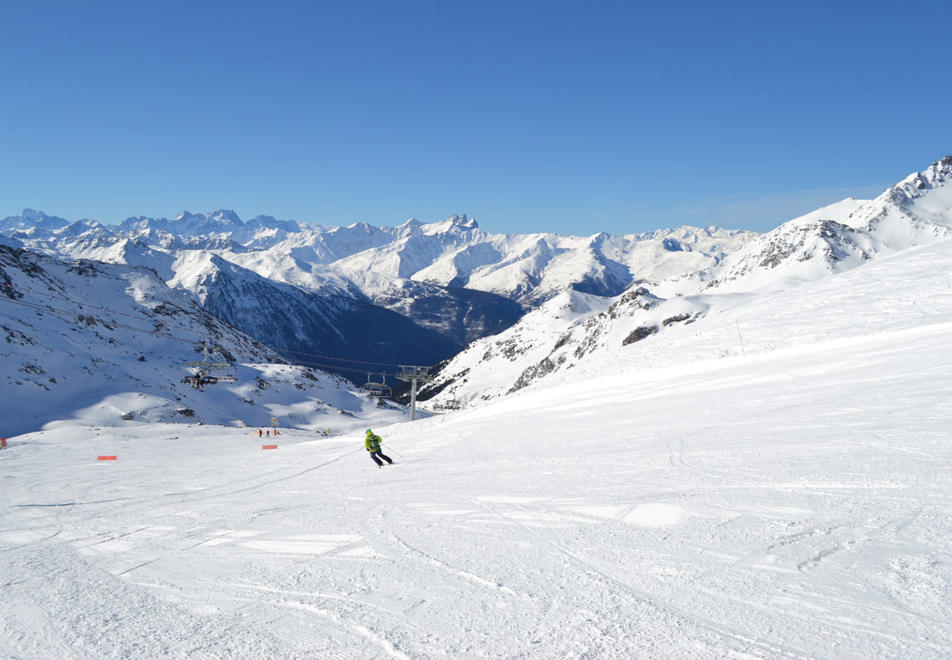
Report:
3,239,951,658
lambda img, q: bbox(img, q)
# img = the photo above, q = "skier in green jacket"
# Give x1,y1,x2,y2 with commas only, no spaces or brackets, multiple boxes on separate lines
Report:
365,429,393,467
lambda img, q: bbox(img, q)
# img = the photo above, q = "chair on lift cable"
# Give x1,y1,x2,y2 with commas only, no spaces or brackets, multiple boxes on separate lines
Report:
183,342,237,388
361,373,392,398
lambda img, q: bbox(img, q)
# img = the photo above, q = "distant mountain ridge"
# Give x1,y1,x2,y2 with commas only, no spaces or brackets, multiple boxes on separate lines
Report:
1,208,752,383
0,210,754,304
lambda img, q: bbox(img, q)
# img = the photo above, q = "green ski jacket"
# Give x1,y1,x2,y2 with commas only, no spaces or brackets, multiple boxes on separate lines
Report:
365,432,382,452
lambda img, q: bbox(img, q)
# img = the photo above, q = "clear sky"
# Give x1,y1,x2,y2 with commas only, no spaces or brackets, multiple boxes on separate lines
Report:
1,0,950,235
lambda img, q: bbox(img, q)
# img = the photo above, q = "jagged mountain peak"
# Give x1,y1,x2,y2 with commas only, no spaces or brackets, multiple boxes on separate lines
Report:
344,220,377,231
870,155,952,221
20,208,63,223
435,214,479,231
698,157,952,293
396,214,479,237
0,208,71,234
918,154,952,185
170,209,244,234
245,214,306,233
51,218,106,240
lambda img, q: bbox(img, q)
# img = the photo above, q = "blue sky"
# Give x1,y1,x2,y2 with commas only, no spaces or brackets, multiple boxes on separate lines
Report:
1,0,949,235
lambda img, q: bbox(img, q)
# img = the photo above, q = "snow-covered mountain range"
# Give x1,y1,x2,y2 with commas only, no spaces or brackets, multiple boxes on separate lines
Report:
2,156,950,428
0,208,753,384
420,156,952,409
0,210,753,304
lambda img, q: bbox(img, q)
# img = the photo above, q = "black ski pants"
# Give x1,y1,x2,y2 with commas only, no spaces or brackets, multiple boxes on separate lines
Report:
369,450,393,466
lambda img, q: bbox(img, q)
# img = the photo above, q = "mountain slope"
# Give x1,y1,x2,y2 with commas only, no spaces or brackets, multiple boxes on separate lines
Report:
421,156,952,409
0,245,410,436
165,250,464,376
701,155,952,293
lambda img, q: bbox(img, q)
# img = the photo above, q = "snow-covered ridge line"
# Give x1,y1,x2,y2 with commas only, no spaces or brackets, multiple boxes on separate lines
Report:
0,209,755,306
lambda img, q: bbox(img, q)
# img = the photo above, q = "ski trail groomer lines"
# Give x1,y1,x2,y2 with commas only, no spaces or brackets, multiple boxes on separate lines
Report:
365,429,394,468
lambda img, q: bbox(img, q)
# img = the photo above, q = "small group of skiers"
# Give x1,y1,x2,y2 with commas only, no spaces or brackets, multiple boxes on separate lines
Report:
364,428,394,467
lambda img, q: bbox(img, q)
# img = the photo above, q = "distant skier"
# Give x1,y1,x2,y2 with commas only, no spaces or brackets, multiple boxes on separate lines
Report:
365,429,393,468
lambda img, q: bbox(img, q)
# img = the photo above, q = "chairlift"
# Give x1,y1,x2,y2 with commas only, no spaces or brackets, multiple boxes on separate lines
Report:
183,341,238,389
361,373,392,398
181,370,220,389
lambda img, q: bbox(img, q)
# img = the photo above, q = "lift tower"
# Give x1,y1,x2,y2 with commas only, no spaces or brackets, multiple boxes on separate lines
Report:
396,365,432,421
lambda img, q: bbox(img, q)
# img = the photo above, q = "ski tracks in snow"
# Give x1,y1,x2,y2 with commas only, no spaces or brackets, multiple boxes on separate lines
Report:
469,495,808,659
0,542,311,659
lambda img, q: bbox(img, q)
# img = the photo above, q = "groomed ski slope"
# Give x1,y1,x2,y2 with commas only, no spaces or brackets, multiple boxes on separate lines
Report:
3,241,952,658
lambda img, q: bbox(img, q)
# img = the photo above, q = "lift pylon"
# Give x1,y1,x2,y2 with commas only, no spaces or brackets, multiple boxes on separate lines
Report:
395,365,432,421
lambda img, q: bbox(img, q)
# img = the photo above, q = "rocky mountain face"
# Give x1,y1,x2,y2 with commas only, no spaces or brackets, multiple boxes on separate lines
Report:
1,209,750,383
420,156,952,409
